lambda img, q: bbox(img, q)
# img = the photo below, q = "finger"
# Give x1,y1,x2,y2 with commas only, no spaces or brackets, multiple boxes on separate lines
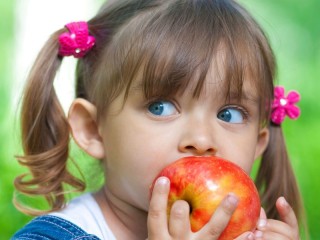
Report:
169,200,191,238
257,219,298,239
147,177,170,238
255,207,268,231
260,207,267,219
276,197,299,230
195,193,239,240
234,231,254,240
255,229,290,240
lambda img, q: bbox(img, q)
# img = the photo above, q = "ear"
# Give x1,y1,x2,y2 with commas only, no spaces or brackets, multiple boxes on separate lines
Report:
68,98,105,159
254,127,270,160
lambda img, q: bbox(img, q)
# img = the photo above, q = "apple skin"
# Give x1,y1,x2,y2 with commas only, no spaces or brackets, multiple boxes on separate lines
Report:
151,156,260,239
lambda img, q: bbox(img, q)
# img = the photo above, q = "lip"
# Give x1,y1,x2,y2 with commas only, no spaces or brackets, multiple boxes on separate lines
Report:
175,155,229,162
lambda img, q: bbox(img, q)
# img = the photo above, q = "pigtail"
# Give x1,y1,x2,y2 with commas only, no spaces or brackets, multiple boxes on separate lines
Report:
14,30,85,215
256,124,304,224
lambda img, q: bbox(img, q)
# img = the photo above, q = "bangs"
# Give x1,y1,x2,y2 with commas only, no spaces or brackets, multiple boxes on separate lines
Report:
94,0,275,122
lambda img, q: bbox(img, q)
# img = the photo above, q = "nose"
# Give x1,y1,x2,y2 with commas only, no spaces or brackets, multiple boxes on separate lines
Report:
178,119,217,156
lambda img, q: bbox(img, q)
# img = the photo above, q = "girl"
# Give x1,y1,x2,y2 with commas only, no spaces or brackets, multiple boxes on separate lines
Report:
13,0,304,239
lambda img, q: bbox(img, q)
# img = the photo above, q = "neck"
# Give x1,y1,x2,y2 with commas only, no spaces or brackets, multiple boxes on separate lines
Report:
94,187,148,240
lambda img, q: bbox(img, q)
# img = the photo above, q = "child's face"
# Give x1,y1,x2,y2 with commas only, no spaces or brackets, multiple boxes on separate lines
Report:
98,68,269,211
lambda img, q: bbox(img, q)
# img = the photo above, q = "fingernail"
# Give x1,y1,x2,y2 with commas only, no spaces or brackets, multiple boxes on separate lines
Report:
155,177,169,193
257,218,267,229
226,193,239,207
246,233,254,240
279,196,288,207
254,230,263,238
156,177,169,186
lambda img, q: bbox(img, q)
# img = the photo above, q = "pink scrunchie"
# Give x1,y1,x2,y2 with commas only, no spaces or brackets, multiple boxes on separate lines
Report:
271,86,301,125
58,21,95,58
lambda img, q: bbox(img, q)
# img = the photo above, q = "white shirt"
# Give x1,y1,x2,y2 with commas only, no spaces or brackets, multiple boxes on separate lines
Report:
50,193,116,240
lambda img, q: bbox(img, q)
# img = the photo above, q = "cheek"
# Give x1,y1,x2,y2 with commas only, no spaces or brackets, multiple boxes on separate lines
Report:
102,125,175,208
223,152,255,174
220,136,259,174
103,115,179,173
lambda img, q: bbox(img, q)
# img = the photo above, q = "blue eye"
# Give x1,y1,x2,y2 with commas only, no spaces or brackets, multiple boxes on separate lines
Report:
148,101,177,116
217,108,244,123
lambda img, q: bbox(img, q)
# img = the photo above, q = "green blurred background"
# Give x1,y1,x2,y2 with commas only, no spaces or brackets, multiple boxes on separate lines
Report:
0,0,319,239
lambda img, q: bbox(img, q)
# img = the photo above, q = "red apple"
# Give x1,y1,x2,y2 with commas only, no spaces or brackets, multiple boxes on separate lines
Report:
150,156,260,239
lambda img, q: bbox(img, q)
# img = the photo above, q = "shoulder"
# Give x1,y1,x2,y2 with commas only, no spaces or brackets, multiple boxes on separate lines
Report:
12,215,101,240
50,193,114,239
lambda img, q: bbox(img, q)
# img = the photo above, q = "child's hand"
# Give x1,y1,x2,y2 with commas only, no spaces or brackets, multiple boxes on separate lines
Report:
254,197,300,239
147,177,254,240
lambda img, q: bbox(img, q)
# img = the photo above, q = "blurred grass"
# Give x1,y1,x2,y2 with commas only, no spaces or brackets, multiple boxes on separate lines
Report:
1,0,319,239
0,0,33,237
240,0,320,238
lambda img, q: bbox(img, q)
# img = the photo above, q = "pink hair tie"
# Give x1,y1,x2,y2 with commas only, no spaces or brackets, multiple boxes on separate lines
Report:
58,21,95,58
271,86,301,125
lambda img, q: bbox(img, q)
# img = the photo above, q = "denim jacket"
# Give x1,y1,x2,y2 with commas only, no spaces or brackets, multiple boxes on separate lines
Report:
12,215,101,240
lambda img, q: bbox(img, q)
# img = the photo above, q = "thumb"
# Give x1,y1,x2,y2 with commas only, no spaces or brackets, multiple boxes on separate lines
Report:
253,207,267,237
259,207,267,219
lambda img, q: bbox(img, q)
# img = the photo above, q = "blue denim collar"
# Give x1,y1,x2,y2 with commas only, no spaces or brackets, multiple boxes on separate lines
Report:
12,215,101,240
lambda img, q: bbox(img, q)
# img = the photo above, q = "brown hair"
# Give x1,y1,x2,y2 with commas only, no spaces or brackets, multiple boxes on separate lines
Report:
15,0,305,232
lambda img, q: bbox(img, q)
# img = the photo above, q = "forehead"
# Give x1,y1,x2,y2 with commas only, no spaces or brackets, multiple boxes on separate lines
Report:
205,46,260,102
191,43,256,89
132,43,260,103
98,0,274,122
